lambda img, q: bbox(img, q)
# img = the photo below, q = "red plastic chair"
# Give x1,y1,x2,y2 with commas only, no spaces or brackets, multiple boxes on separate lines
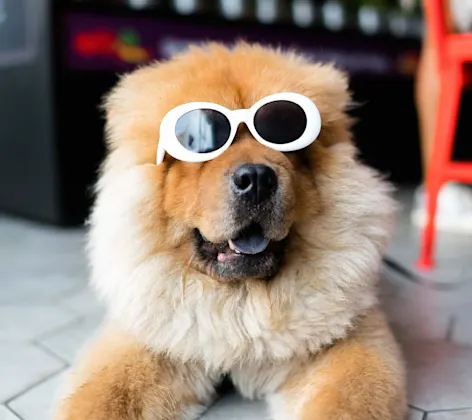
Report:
417,0,472,269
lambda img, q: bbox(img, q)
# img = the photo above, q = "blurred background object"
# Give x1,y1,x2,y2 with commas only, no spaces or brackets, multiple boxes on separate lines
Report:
0,0,472,226
414,0,472,269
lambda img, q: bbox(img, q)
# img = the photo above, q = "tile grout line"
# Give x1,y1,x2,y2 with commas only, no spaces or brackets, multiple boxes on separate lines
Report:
5,404,26,420
445,316,456,342
408,404,427,414
382,256,463,291
32,340,71,367
4,366,67,406
428,407,472,413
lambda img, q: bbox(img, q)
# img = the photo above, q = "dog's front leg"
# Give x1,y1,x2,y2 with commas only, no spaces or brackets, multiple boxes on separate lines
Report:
267,308,407,420
54,324,217,420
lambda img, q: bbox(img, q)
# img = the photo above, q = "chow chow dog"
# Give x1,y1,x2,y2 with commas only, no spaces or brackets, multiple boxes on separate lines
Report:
55,43,406,420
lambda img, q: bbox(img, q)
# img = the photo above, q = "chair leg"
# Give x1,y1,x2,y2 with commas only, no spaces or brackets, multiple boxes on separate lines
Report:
417,64,463,270
417,179,442,270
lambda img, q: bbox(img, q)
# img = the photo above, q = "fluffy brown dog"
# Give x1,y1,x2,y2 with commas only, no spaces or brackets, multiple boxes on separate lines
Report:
55,43,406,420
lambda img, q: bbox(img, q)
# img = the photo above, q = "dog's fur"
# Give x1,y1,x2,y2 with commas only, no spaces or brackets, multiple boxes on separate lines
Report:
55,44,406,419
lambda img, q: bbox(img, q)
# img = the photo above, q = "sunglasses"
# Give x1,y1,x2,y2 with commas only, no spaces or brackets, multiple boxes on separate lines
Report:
156,92,322,164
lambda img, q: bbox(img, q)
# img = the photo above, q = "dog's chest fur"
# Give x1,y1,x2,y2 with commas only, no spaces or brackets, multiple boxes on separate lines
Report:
89,145,393,374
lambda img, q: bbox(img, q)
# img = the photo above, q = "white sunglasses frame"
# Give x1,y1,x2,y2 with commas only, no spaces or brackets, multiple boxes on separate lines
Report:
156,92,322,165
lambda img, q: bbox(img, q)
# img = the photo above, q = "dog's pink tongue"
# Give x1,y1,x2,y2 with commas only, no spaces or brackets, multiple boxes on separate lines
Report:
229,232,270,255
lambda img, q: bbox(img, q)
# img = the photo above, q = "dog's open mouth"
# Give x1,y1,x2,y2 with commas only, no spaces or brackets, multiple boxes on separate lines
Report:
194,223,286,280
219,224,270,262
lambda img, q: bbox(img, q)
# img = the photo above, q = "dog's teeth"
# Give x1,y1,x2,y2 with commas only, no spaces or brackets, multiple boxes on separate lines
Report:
228,240,242,254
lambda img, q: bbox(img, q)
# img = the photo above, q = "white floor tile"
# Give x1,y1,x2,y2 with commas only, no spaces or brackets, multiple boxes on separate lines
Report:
428,409,472,419
388,190,472,286
59,288,103,318
0,274,84,305
39,316,102,364
406,341,472,411
0,218,87,288
380,270,453,342
453,304,472,347
0,406,20,420
0,305,79,341
9,370,67,420
408,407,425,420
0,342,63,402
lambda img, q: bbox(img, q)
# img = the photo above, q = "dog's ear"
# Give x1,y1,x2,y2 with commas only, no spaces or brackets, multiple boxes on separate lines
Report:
303,63,350,120
101,66,166,156
102,73,139,152
300,63,353,147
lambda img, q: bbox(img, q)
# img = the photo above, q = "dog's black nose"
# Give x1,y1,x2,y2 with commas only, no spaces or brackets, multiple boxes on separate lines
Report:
231,164,277,204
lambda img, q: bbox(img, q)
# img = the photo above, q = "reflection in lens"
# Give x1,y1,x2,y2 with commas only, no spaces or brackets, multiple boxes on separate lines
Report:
175,109,231,153
254,101,307,144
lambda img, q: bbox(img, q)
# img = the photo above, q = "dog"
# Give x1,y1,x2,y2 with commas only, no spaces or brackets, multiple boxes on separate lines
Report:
55,43,406,420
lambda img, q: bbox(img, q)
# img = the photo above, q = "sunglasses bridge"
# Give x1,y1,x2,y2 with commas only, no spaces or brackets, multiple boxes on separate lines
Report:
229,108,252,125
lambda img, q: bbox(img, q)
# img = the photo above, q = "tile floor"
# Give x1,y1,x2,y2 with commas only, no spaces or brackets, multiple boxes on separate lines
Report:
1,189,472,419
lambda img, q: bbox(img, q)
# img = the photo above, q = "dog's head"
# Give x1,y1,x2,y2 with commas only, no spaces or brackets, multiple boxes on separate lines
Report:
98,44,354,281
90,44,395,367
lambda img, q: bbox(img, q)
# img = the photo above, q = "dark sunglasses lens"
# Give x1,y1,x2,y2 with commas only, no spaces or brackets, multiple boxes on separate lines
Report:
254,101,307,144
175,109,231,153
